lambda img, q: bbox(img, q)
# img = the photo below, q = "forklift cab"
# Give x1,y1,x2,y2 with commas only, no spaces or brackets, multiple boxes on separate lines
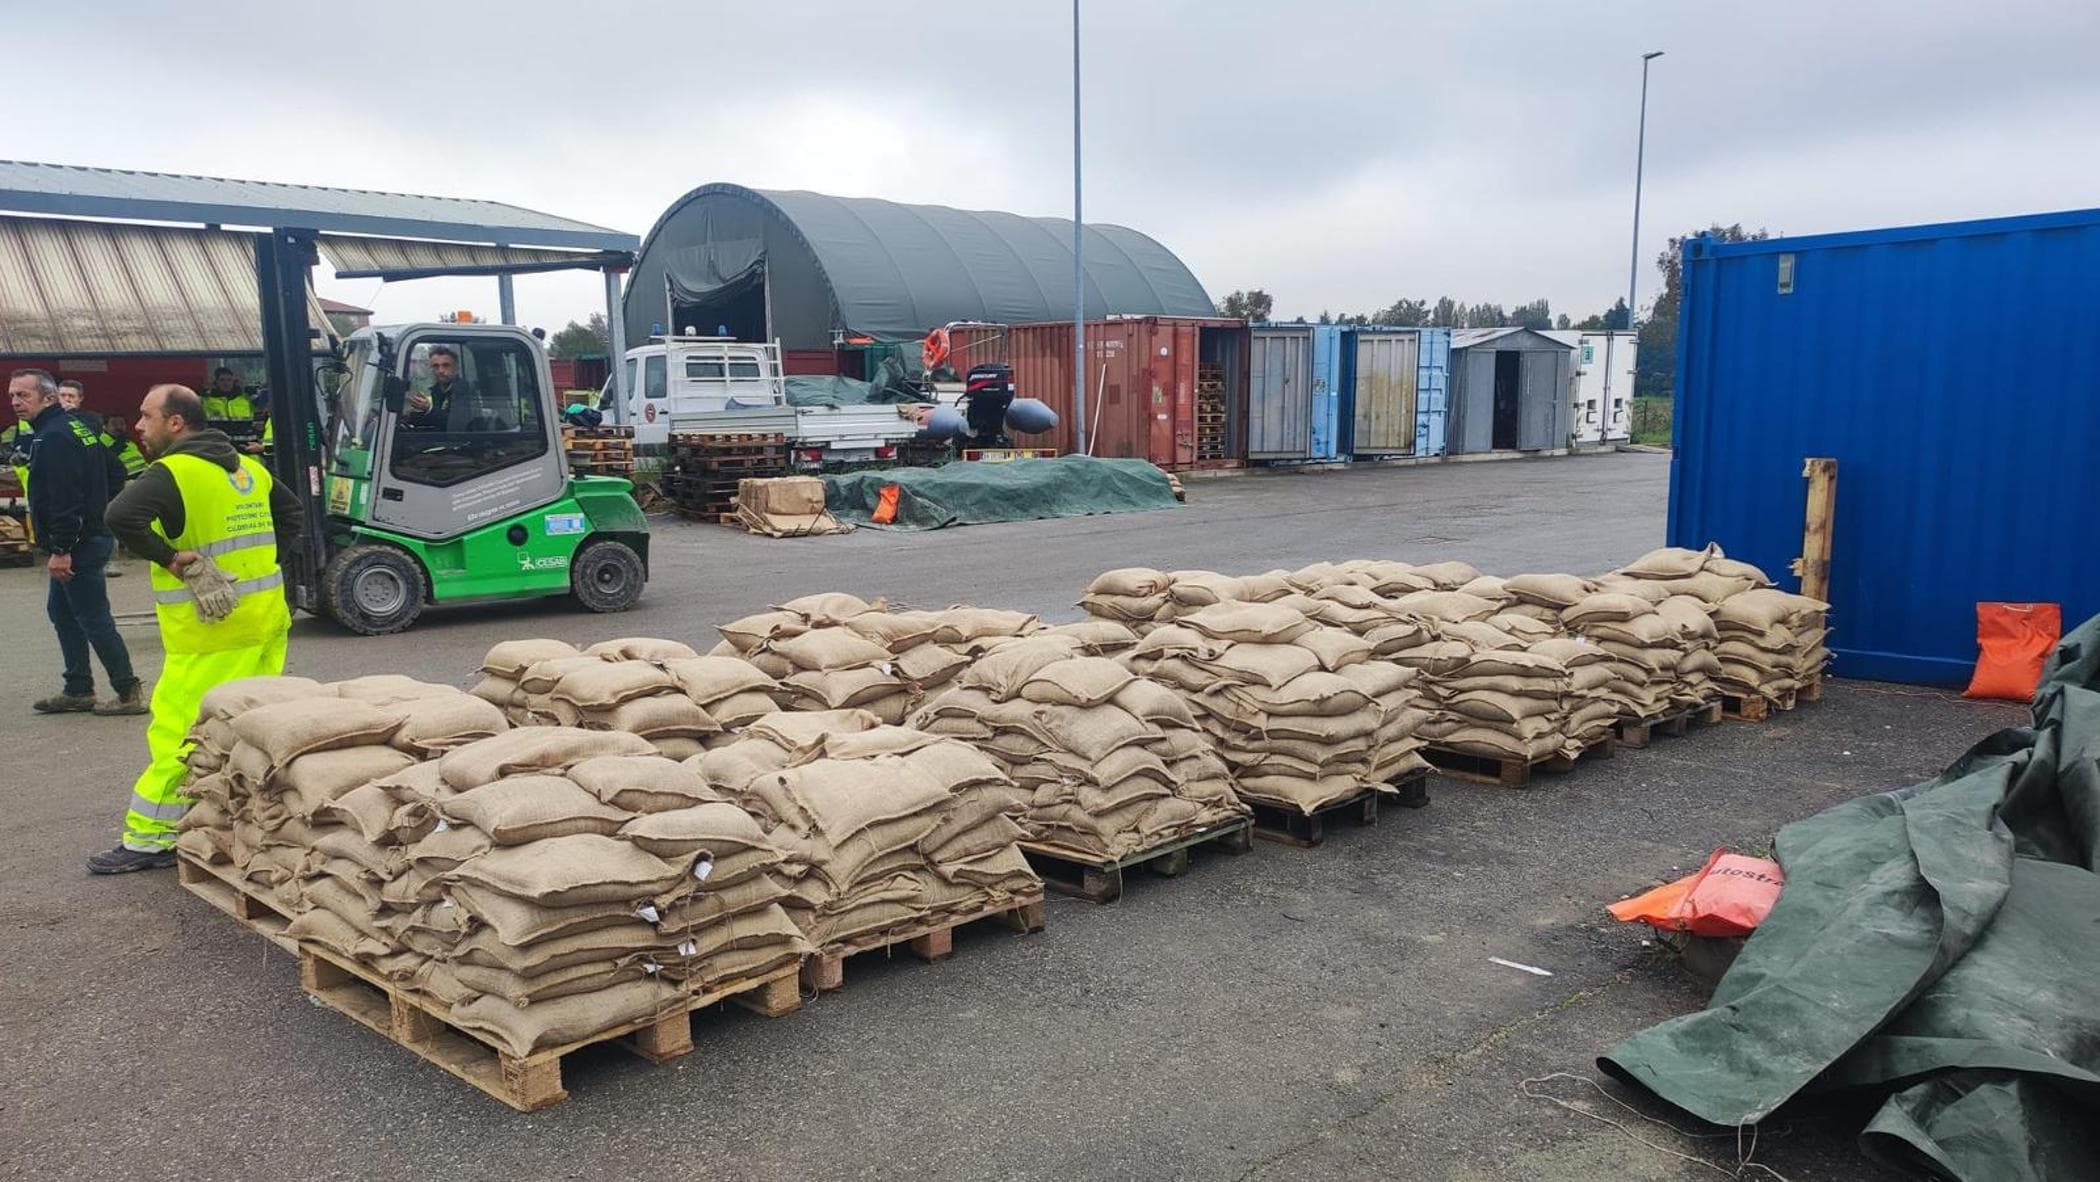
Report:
315,323,648,634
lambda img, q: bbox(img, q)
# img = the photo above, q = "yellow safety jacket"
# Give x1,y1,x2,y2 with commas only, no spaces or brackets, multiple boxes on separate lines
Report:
148,453,289,653
204,392,256,423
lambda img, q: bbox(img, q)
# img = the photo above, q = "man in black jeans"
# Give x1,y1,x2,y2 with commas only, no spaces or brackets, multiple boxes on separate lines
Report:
8,368,145,715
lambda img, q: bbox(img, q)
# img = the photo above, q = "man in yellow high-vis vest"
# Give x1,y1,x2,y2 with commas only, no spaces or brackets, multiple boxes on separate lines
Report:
92,384,301,874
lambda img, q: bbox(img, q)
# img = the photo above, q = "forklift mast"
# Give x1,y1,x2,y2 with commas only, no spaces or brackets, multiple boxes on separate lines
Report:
256,228,330,613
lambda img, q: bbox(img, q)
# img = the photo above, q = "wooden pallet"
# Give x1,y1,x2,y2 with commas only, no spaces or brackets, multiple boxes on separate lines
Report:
802,891,1045,993
1425,735,1617,789
671,431,788,447
1249,770,1430,848
1615,699,1725,749
178,854,298,952
1020,817,1253,903
299,944,799,1111
180,853,801,1111
1722,675,1823,722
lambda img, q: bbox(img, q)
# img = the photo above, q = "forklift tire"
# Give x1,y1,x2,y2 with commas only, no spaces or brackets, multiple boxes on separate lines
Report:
321,544,428,635
571,539,645,613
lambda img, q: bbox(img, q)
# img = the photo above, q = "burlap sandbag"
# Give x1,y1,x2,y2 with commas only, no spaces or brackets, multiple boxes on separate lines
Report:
1167,570,1245,608
899,742,1016,795
232,699,407,768
1180,601,1314,645
618,802,776,860
391,694,510,755
718,610,809,653
783,756,951,842
708,690,782,729
480,638,581,678
331,675,463,706
1439,620,1527,651
199,675,329,719
785,667,909,710
438,727,657,791
584,636,700,663
1088,568,1171,598
776,591,878,626
1505,572,1594,609
591,693,720,739
436,775,632,845
928,607,1040,647
1108,678,1201,728
449,978,687,1057
564,754,718,813
767,627,893,673
1018,657,1135,708
1616,545,1716,579
1715,588,1829,631
445,833,689,907
279,747,418,818
552,661,680,709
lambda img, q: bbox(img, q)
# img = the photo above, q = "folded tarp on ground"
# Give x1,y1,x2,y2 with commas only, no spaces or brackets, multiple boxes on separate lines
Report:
1600,613,2100,1181
824,456,1181,530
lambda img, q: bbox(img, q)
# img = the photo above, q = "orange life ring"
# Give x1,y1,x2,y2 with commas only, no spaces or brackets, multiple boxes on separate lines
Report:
922,326,952,372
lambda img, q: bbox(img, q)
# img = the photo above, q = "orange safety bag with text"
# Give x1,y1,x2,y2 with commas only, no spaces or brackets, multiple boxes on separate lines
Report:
1962,602,2060,702
1608,849,1784,938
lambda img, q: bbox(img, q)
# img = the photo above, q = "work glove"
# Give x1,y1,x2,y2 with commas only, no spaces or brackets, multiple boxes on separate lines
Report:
181,554,242,623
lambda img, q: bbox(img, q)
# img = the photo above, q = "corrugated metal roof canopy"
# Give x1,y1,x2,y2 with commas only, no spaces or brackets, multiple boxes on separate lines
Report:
317,235,623,280
0,214,329,356
0,160,636,251
628,183,1215,345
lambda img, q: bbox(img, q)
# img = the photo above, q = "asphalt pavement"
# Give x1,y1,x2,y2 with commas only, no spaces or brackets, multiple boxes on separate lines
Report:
0,452,2026,1180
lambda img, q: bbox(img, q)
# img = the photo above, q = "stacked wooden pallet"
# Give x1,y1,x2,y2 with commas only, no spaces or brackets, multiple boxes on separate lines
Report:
0,510,31,566
1195,363,1227,462
561,424,636,479
663,432,790,522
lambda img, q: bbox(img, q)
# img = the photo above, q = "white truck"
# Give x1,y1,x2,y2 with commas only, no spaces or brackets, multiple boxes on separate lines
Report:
616,336,923,465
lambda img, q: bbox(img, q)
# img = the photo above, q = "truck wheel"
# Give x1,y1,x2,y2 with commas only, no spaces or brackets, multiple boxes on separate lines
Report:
321,544,427,635
571,539,644,613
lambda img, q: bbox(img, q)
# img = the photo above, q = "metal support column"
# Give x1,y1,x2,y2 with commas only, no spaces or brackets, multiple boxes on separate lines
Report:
603,266,629,425
255,228,328,613
497,273,517,325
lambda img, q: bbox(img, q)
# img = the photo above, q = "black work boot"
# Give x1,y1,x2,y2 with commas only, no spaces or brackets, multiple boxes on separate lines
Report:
33,691,98,714
86,846,178,875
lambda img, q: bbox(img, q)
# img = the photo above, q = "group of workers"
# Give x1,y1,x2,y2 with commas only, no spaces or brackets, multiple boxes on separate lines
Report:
5,367,298,876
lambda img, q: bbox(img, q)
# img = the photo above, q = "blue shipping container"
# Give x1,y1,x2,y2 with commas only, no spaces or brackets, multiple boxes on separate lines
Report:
1333,326,1452,457
1669,208,2100,684
1247,324,1345,461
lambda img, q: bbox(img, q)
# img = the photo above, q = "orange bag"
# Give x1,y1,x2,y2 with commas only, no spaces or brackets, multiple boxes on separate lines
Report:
1608,849,1784,938
870,484,902,525
1963,602,2061,702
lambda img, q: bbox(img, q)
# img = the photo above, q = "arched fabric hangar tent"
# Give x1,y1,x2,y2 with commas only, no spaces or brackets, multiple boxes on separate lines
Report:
623,183,1217,350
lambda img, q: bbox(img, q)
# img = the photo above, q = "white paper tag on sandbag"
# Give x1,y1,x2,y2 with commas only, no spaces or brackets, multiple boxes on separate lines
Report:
677,940,699,958
634,903,661,924
693,856,714,881
642,962,661,975
433,819,450,832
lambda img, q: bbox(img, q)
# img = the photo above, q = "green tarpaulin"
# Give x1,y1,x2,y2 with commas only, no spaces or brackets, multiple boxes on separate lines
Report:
1601,614,2100,1181
823,456,1180,530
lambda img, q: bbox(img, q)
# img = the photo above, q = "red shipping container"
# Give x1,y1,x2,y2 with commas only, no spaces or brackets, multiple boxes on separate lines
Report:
783,349,846,377
1002,316,1249,470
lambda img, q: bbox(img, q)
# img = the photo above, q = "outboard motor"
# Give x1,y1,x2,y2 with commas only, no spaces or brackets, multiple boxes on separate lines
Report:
962,363,1018,447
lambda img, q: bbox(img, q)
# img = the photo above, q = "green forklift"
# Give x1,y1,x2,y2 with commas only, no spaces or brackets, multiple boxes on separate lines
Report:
297,322,648,634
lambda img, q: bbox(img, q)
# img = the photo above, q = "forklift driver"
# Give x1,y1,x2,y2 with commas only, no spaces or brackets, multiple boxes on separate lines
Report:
401,346,476,431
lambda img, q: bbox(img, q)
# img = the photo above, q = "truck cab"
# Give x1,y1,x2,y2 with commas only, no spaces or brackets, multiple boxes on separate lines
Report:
621,336,786,447
316,323,648,634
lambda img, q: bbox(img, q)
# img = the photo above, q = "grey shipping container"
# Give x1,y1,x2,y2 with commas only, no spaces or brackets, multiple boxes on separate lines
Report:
1248,327,1313,459
1447,327,1574,454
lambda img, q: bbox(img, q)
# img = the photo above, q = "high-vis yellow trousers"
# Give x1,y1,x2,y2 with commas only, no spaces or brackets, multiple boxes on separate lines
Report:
121,629,287,852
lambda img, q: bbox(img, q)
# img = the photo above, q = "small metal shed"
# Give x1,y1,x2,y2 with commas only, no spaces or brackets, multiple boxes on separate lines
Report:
1447,327,1574,454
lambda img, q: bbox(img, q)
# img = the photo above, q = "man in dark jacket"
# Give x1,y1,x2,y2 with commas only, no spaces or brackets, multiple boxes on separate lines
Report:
8,368,144,716
93,384,302,874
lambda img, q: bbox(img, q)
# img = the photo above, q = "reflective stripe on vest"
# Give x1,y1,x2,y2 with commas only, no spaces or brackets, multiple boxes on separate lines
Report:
147,453,289,654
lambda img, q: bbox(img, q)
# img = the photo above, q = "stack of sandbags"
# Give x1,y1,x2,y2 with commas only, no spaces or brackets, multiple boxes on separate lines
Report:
1592,545,1783,710
1080,568,1177,632
908,635,1248,859
179,692,811,1059
715,594,1041,722
1560,590,1681,719
694,710,1041,949
474,637,726,760
1122,601,1430,814
1712,588,1832,703
401,729,809,1054
1412,637,1591,763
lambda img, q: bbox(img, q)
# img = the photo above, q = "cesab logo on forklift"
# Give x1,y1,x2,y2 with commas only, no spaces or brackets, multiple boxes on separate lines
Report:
517,553,570,572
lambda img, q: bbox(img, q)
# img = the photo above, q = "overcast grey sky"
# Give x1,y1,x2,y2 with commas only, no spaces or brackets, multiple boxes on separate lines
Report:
11,0,2100,331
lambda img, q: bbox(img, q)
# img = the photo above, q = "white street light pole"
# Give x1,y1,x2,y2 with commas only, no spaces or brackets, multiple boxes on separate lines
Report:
1071,0,1086,454
1601,50,1662,444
